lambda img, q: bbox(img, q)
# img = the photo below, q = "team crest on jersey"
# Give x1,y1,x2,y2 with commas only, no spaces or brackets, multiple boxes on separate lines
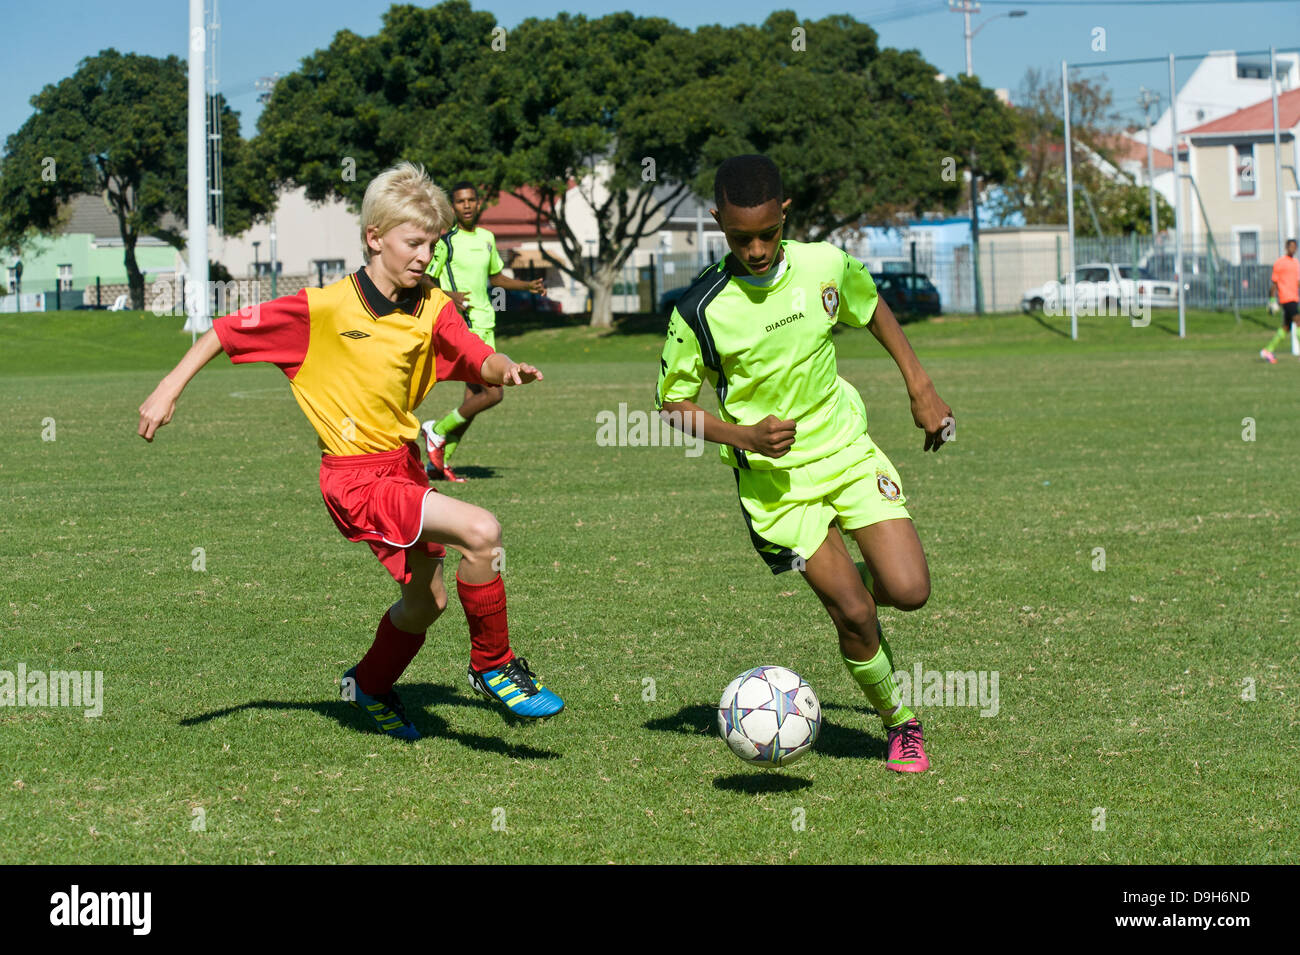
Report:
821,283,840,318
877,470,901,501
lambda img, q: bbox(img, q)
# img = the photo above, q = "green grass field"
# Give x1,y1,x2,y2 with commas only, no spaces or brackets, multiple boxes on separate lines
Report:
1,306,1296,864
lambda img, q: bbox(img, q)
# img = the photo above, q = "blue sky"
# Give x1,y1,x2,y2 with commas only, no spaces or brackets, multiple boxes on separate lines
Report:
2,0,1297,143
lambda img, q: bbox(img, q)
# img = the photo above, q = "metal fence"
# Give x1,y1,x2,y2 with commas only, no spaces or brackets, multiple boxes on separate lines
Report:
5,239,1287,317
0,271,350,314
626,235,1287,316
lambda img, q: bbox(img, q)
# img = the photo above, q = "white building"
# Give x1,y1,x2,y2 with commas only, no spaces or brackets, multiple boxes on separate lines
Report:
1149,50,1299,153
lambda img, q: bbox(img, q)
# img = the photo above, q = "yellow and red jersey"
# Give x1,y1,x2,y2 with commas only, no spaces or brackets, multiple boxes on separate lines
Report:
214,268,494,455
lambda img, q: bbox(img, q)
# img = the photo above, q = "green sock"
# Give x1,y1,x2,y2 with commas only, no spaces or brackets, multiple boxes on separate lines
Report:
434,410,469,462
843,640,914,728
434,409,468,436
1266,328,1287,353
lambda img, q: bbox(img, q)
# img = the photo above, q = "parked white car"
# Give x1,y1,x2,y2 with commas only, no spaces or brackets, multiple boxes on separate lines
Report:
1021,263,1177,313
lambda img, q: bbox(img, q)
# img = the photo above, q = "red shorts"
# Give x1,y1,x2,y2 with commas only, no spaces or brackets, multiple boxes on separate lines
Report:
319,443,446,584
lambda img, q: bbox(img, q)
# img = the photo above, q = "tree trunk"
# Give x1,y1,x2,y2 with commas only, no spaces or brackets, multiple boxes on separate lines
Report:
587,265,618,329
123,232,145,310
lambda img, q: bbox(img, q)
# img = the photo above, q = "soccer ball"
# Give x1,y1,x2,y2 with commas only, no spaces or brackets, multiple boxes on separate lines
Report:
717,665,821,767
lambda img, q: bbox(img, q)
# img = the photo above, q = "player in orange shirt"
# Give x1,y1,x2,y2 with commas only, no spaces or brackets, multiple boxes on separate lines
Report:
137,162,564,739
1260,238,1299,363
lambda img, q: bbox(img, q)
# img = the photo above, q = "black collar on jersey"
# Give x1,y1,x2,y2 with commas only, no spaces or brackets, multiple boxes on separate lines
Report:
351,266,426,319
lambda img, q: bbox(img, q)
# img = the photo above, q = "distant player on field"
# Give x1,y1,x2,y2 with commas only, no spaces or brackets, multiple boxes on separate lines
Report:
1260,237,1299,364
421,181,545,481
137,162,564,739
656,155,952,772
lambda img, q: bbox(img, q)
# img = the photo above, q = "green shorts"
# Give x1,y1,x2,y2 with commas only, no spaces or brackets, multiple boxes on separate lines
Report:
735,433,910,574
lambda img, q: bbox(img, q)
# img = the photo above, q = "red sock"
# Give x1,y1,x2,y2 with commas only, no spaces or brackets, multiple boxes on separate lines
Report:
355,611,426,695
457,573,514,672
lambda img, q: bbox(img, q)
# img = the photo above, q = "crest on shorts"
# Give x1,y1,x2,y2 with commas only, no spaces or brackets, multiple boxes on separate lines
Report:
877,470,901,501
821,283,840,319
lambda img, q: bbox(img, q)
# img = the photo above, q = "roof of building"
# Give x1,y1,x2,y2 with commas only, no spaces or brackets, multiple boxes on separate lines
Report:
1104,134,1174,170
58,193,184,242
479,187,561,244
1186,87,1300,136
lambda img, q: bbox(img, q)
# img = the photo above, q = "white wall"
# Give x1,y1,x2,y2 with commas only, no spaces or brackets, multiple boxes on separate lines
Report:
1152,50,1299,152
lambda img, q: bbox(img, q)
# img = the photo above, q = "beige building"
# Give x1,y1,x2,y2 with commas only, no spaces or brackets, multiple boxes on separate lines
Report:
978,225,1071,312
1183,87,1300,263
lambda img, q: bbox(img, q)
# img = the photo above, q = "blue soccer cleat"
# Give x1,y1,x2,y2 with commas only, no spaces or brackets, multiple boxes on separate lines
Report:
468,656,564,719
341,665,420,741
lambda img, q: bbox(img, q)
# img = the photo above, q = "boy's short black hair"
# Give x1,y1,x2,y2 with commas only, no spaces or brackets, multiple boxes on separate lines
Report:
713,155,783,213
450,180,478,197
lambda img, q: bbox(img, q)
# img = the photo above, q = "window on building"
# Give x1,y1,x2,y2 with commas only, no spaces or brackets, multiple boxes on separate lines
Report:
1236,59,1283,81
1238,231,1259,264
58,264,74,291
254,261,283,276
1235,144,1256,197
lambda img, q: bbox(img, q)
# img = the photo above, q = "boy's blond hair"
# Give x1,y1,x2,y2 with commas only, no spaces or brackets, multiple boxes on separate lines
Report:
359,162,453,262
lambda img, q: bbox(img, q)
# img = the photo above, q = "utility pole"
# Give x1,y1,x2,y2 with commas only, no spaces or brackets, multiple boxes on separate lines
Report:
951,0,983,315
1138,87,1161,238
947,2,1026,316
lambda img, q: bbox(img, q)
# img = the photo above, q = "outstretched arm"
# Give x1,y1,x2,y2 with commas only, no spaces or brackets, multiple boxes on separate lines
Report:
137,329,225,441
868,297,952,452
490,271,545,294
480,352,543,387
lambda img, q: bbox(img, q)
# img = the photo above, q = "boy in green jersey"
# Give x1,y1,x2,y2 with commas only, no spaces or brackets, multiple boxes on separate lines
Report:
657,155,953,772
422,181,546,481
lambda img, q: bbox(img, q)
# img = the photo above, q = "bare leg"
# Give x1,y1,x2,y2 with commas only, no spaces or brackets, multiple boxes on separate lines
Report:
389,548,449,633
799,526,880,661
449,382,504,446
848,518,930,611
417,490,502,584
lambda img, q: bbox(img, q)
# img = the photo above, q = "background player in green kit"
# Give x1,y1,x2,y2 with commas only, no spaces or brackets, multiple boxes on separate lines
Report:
422,181,546,481
657,155,953,773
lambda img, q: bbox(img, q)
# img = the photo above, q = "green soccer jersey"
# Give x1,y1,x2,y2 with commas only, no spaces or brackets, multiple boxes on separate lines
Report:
655,240,878,470
428,225,504,329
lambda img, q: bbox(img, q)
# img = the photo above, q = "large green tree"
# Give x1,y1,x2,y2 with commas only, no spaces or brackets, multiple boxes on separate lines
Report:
253,3,1023,326
0,49,270,308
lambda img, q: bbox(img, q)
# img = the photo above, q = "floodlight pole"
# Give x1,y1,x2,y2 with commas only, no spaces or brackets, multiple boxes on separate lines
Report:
1169,54,1185,338
1271,47,1284,257
185,0,210,341
1063,60,1077,341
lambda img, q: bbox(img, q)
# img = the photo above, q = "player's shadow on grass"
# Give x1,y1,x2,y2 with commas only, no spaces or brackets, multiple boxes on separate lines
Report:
445,465,500,480
643,702,886,761
179,682,559,760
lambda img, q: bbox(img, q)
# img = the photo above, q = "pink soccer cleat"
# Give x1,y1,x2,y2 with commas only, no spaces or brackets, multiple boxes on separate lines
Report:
885,718,930,773
1261,349,1277,364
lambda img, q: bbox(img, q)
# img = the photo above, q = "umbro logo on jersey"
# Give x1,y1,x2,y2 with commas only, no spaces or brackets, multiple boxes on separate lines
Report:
340,330,370,339
764,311,805,333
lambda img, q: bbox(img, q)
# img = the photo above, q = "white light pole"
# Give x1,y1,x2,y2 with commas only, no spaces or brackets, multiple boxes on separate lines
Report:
1271,47,1285,257
185,0,209,339
949,1,1027,315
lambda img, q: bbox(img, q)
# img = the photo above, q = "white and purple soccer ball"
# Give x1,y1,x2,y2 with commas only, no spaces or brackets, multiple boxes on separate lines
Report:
717,665,821,767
